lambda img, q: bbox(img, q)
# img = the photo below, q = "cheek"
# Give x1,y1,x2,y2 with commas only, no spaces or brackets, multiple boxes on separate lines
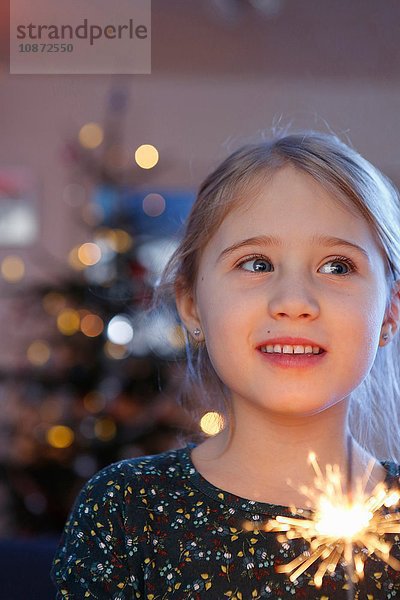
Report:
338,295,384,374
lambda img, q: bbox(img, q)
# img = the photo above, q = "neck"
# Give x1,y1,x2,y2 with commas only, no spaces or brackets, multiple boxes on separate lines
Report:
228,397,352,470
192,398,383,507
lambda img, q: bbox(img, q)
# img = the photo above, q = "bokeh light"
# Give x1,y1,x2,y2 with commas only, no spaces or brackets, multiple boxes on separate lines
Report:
104,341,129,360
1,255,25,282
134,144,159,169
68,246,86,271
78,122,104,149
27,340,51,366
47,425,75,448
142,193,166,217
200,411,225,436
42,292,67,315
77,242,102,266
80,314,104,337
113,229,133,253
94,417,117,441
83,391,106,414
107,315,134,345
57,308,80,335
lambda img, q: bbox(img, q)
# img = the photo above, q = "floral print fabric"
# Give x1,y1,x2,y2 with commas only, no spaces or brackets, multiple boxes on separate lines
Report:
51,443,400,599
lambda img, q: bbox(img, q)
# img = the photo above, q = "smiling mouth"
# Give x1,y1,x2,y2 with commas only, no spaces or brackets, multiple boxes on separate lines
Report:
257,345,326,356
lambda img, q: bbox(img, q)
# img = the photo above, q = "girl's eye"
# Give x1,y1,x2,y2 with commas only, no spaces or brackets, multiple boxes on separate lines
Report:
237,255,356,275
239,257,272,272
319,256,356,276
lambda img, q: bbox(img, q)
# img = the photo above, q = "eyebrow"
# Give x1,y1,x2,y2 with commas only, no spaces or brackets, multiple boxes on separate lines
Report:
217,234,371,263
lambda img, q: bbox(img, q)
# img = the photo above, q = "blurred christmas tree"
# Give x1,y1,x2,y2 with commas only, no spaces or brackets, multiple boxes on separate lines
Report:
0,84,208,537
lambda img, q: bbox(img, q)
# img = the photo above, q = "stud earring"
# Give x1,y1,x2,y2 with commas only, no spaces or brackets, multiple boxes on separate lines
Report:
193,328,201,337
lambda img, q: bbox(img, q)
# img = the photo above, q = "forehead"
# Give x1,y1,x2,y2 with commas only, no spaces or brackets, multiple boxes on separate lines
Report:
204,165,385,261
199,166,386,274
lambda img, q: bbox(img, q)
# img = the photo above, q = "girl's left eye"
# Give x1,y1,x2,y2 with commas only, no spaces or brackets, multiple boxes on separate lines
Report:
237,255,357,275
239,257,272,272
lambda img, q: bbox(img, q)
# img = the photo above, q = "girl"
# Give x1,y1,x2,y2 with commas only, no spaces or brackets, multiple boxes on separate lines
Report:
52,130,400,599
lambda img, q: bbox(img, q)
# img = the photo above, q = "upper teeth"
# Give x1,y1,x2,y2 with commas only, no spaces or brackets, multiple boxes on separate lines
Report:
260,344,322,354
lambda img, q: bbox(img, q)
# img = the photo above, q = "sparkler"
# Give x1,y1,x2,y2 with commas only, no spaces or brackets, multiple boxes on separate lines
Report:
245,444,400,597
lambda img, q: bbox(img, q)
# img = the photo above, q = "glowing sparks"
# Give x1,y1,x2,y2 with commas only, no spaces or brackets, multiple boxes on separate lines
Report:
252,453,400,590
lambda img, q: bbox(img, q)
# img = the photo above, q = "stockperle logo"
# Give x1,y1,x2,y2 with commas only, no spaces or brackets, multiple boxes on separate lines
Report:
10,0,151,75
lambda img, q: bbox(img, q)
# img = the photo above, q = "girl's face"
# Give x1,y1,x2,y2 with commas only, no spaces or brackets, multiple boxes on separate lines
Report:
186,165,390,417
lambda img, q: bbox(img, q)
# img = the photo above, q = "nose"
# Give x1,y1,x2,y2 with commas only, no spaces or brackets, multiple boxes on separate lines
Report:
268,272,320,320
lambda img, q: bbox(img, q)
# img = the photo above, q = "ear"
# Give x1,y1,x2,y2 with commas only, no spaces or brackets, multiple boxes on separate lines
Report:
175,280,204,342
380,279,400,345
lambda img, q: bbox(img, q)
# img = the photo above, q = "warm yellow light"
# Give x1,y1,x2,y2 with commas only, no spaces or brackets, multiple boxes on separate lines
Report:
68,246,86,271
314,500,373,540
83,391,106,414
113,229,133,253
261,452,400,588
200,411,225,436
94,228,132,253
42,292,67,315
80,314,104,337
47,425,74,448
57,309,80,335
1,255,25,282
134,144,159,169
104,341,129,360
94,417,116,441
27,340,51,366
78,122,104,149
77,242,102,266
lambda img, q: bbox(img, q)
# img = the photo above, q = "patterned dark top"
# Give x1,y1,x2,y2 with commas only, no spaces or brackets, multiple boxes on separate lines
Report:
51,443,400,599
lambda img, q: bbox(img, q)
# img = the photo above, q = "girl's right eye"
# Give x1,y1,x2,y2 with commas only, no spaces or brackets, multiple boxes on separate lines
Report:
237,256,272,272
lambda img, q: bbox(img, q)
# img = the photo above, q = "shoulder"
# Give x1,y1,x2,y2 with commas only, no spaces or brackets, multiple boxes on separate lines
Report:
77,446,187,503
58,446,189,548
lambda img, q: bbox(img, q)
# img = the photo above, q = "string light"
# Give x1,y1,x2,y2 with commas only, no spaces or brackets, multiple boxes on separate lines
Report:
104,341,129,360
200,411,225,436
47,425,75,449
68,246,86,271
78,122,104,149
107,315,134,345
42,292,67,315
27,340,51,366
80,314,104,337
94,417,117,441
77,242,102,266
1,255,25,282
113,229,133,253
83,391,106,414
57,308,80,335
134,144,159,169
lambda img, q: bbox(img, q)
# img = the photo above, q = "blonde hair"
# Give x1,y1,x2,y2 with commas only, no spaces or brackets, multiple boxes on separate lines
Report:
156,130,400,461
